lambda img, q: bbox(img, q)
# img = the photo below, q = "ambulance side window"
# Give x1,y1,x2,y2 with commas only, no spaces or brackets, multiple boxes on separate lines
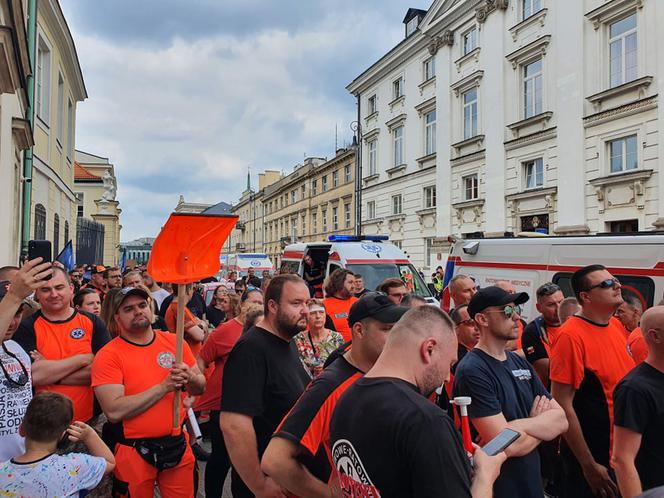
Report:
552,272,655,308
280,261,300,275
328,263,342,275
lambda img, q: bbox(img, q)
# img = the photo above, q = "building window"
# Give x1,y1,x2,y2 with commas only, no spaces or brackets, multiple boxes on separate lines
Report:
322,208,328,232
609,135,638,173
36,36,51,123
53,214,60,256
75,192,84,218
301,214,306,235
312,179,317,196
423,57,435,81
393,77,403,100
393,126,404,166
64,220,69,244
291,190,296,203
392,194,403,215
425,110,436,155
367,201,376,219
344,164,351,183
301,184,306,198
368,140,377,176
524,158,544,189
34,204,46,240
463,174,479,200
523,59,543,119
312,212,317,234
425,238,436,266
57,74,64,145
67,100,74,160
333,207,339,231
462,27,477,55
424,185,437,208
522,0,542,20
609,14,637,88
463,88,478,139
333,170,339,188
406,17,418,37
609,219,638,233
344,203,351,228
322,175,328,192
368,95,377,115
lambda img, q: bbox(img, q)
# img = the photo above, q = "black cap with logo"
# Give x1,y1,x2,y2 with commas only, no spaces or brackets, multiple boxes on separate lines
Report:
347,292,410,327
468,286,529,318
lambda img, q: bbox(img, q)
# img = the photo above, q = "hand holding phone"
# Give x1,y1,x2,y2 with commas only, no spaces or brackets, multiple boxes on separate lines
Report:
480,428,521,456
27,240,52,281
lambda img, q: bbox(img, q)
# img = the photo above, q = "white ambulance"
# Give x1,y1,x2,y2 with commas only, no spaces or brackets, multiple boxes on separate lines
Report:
281,235,437,303
443,233,664,322
220,253,274,279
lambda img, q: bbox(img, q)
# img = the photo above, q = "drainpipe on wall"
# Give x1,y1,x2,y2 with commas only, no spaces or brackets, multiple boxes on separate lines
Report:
353,93,362,237
21,0,37,255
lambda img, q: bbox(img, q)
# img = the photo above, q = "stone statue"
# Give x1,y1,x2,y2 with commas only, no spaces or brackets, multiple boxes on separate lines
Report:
102,170,116,201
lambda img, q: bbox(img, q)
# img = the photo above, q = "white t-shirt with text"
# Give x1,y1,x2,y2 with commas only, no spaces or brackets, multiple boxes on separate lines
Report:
0,340,32,461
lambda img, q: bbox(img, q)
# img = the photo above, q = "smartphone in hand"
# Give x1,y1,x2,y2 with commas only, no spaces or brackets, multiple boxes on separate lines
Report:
481,428,521,456
27,240,52,280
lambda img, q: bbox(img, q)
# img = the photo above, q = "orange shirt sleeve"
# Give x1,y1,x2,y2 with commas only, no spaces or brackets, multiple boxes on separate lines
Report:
627,328,648,364
91,347,123,387
549,331,585,389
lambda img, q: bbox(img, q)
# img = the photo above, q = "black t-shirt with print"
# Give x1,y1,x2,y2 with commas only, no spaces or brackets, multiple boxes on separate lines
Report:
330,377,472,498
453,348,549,498
614,362,664,492
221,326,311,457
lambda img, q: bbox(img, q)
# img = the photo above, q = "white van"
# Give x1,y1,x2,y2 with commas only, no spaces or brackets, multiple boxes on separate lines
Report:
220,253,274,279
443,233,664,321
282,235,437,304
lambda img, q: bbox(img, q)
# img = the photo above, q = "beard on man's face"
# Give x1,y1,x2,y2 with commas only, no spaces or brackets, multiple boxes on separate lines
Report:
128,317,151,332
275,309,307,338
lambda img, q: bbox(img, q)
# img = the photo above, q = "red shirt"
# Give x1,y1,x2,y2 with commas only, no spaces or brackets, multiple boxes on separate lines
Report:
196,319,243,412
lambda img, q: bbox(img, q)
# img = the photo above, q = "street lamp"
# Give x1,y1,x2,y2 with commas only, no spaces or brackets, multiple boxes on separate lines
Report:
350,120,362,237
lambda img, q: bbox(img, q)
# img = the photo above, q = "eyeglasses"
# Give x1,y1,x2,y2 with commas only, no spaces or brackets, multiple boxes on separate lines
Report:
536,282,561,298
456,318,476,327
483,304,522,319
585,278,620,292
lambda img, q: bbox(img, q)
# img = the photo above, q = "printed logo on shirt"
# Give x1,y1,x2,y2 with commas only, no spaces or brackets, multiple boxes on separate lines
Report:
334,312,349,319
69,328,85,340
526,346,535,355
332,439,381,498
512,369,532,381
157,352,175,369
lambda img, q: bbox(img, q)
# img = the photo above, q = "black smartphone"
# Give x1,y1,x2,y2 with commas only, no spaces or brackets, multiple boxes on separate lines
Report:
480,428,521,456
28,240,52,280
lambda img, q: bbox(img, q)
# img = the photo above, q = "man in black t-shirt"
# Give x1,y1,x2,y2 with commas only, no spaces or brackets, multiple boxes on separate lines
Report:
262,294,408,497
330,306,506,498
220,275,312,498
453,286,568,498
613,306,664,498
303,255,324,297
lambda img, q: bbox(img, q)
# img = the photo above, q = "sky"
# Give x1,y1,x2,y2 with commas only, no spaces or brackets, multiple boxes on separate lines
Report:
60,0,431,242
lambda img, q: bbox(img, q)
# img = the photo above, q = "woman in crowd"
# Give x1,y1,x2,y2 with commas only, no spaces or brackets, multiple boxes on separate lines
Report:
195,288,264,498
294,298,344,377
206,286,230,328
73,288,101,316
99,288,122,337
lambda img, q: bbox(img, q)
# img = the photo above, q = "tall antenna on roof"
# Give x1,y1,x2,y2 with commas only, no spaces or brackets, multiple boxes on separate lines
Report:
335,123,338,151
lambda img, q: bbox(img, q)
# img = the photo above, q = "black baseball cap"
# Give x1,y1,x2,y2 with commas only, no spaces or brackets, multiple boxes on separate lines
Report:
109,286,151,315
468,286,529,318
347,292,409,327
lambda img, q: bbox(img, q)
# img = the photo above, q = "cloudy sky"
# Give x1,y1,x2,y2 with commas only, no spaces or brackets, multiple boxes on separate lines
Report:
60,0,430,241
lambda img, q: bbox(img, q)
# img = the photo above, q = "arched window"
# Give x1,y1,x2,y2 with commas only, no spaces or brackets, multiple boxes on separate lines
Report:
34,204,46,240
64,220,69,246
53,213,60,256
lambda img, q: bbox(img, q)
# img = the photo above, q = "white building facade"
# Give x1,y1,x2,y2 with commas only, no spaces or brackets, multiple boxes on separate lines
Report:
352,0,664,261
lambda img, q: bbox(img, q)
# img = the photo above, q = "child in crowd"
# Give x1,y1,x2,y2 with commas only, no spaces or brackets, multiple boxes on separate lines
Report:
0,392,115,496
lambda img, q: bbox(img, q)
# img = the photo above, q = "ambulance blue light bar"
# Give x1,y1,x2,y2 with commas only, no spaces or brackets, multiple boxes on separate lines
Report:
328,235,389,242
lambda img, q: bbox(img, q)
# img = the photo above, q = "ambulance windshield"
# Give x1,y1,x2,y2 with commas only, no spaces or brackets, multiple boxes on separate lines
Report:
347,263,433,298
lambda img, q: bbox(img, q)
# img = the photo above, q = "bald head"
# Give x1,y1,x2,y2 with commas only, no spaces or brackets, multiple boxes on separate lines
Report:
495,280,516,294
387,305,455,346
449,275,477,306
640,306,664,351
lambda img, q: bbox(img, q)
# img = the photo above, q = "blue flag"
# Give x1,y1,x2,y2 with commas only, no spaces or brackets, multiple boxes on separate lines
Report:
120,249,127,273
56,240,75,272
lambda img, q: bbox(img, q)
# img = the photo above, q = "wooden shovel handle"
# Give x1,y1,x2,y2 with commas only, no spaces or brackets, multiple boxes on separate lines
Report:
173,285,186,432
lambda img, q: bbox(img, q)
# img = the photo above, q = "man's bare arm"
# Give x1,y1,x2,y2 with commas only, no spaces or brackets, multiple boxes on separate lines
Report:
31,354,93,385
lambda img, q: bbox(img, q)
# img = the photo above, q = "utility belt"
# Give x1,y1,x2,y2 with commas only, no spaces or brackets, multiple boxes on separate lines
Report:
104,421,188,472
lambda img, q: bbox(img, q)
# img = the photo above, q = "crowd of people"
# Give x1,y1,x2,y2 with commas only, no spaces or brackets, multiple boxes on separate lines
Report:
0,257,662,498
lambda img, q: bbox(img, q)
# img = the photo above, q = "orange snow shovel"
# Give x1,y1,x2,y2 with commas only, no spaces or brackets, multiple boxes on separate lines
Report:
147,212,237,432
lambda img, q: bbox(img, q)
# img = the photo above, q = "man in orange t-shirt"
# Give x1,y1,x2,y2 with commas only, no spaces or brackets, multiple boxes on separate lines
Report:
13,267,110,422
164,284,206,357
322,269,358,342
92,287,205,498
627,327,648,364
550,265,635,498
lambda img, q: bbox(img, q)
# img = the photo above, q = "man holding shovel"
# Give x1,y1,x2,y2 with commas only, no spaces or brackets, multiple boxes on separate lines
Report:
92,287,205,497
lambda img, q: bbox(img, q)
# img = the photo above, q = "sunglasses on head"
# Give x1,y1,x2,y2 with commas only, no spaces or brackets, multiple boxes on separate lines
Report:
585,278,620,292
484,304,522,319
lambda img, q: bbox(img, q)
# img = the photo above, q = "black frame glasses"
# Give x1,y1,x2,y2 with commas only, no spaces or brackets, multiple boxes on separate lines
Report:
585,278,620,292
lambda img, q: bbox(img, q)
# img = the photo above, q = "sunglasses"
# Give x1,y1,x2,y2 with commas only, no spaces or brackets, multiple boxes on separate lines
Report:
484,304,522,319
585,278,620,292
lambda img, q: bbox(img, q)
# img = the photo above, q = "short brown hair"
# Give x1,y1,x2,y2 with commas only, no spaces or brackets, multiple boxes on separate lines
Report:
264,274,305,315
377,278,406,293
323,268,354,296
22,392,73,443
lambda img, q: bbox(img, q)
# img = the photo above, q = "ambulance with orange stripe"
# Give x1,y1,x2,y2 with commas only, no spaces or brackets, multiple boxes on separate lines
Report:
281,235,438,304
441,233,664,321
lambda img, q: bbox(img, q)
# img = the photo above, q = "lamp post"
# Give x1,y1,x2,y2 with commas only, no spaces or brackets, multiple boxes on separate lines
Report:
351,120,362,237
